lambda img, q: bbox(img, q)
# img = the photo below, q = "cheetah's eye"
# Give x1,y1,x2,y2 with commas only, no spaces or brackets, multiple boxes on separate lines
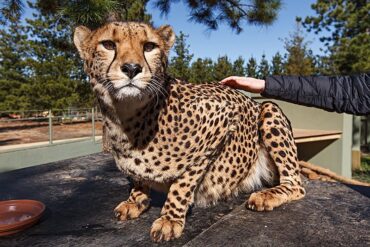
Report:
101,40,116,50
144,42,157,52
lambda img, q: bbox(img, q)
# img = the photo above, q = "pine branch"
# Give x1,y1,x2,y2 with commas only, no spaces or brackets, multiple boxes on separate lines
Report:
154,0,281,33
0,0,24,24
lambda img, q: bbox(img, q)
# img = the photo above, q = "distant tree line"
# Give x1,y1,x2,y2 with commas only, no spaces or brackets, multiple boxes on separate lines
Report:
0,0,282,111
0,0,368,111
169,24,317,84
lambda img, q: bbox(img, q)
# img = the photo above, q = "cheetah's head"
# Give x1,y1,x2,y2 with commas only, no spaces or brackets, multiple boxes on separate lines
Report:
73,22,175,102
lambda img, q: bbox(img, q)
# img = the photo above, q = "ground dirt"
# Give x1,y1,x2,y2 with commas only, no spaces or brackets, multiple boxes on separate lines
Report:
0,120,103,146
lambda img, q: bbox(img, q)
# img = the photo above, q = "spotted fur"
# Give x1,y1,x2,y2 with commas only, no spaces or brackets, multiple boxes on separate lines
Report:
74,22,305,242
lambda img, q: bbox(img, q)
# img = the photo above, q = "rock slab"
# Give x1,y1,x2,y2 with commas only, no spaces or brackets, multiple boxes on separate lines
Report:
0,153,369,247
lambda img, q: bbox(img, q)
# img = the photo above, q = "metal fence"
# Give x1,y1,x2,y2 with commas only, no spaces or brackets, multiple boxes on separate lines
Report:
0,108,103,148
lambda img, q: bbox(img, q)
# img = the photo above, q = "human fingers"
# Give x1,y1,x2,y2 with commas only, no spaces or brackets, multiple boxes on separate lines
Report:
219,76,237,84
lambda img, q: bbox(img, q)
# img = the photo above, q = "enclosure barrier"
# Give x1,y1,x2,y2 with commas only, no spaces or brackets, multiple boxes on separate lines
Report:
0,108,103,172
0,104,365,177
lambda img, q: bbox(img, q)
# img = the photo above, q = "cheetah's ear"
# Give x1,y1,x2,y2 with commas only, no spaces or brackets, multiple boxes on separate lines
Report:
157,25,175,52
73,26,92,60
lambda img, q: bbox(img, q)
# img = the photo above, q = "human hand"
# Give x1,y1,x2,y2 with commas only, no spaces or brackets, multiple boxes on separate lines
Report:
220,76,266,94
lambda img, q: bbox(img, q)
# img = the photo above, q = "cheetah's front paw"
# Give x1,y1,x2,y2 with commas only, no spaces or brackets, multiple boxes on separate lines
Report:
247,190,287,211
114,200,148,221
150,217,184,242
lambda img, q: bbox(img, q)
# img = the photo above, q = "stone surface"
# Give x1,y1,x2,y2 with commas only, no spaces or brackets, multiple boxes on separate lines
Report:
185,182,370,247
0,153,247,247
0,153,369,247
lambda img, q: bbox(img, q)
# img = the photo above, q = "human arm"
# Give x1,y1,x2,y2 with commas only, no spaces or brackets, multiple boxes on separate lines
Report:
263,74,370,115
221,74,370,115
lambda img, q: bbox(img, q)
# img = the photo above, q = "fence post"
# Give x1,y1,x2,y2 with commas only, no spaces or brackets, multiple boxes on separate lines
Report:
48,109,53,144
92,107,95,142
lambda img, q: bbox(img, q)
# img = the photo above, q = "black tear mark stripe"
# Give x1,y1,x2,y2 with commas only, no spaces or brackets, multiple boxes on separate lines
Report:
106,48,117,75
141,28,153,74
143,51,152,74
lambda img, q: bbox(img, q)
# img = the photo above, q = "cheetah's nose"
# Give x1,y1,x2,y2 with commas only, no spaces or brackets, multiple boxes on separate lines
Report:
121,63,142,79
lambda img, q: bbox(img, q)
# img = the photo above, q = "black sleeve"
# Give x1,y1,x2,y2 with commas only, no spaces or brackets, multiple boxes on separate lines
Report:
261,73,370,115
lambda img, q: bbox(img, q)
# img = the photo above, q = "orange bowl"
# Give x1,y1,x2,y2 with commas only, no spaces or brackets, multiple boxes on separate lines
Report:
0,200,45,236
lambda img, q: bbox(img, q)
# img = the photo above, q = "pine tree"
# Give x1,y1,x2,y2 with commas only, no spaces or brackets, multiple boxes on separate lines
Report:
22,3,89,110
60,0,152,28
189,58,214,84
302,0,369,74
232,56,246,76
271,52,284,75
168,32,194,81
0,11,29,111
155,0,282,33
258,54,270,79
283,23,315,76
2,0,281,32
213,56,233,81
1,0,152,28
246,57,258,78
0,0,24,25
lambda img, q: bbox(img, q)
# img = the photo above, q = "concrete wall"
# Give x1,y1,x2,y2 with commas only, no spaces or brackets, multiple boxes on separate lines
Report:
0,139,102,172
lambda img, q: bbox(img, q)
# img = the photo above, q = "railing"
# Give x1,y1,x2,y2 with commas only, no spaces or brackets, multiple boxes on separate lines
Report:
0,108,103,150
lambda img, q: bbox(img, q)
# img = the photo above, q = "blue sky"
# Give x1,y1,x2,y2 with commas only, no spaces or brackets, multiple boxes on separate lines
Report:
147,0,325,63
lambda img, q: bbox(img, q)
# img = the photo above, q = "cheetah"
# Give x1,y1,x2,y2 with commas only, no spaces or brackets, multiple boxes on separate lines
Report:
73,22,306,242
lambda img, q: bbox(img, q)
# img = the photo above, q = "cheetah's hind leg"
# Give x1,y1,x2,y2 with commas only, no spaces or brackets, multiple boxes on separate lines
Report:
247,102,305,211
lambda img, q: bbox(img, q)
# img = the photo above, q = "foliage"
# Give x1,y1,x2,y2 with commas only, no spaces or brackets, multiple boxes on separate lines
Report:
0,11,28,110
155,0,282,33
282,23,316,76
352,155,370,183
168,32,194,81
3,0,366,112
301,0,370,74
257,54,270,79
213,56,234,81
271,52,284,75
246,57,258,77
59,0,152,28
23,4,89,110
189,58,214,84
0,0,24,24
232,56,246,76
2,0,281,32
1,0,152,28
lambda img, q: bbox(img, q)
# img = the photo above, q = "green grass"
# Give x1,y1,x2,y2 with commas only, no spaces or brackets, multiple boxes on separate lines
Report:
352,155,370,183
